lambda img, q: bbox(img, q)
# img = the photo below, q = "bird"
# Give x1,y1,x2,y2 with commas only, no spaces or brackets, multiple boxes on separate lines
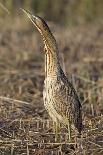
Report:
22,9,82,141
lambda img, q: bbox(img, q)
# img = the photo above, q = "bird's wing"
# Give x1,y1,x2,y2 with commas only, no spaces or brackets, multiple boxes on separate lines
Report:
52,73,82,132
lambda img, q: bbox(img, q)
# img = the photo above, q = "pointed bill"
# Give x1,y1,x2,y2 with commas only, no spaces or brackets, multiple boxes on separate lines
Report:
20,8,38,23
21,8,32,19
20,8,43,31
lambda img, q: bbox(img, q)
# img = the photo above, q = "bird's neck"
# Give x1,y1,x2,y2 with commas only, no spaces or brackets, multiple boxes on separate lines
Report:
45,48,60,78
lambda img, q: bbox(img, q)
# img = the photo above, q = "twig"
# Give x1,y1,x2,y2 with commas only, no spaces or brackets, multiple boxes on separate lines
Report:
0,96,30,105
0,2,10,14
74,74,95,84
0,139,75,145
88,140,102,148
0,128,12,138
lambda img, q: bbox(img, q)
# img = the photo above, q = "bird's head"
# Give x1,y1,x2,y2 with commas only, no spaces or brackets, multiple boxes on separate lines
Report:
21,8,58,54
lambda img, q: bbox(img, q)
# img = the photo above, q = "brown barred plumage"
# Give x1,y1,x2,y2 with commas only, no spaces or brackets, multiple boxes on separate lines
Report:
22,9,83,140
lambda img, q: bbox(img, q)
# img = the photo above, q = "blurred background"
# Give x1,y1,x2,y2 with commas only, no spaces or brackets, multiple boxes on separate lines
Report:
0,0,103,154
0,0,103,25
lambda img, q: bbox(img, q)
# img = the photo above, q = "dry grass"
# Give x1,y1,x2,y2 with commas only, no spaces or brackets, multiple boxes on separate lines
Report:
0,17,103,154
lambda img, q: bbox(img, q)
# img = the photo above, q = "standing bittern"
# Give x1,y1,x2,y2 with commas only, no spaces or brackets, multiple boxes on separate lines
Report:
22,9,82,141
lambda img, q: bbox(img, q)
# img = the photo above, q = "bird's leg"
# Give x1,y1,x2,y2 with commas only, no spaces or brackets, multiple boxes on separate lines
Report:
53,122,60,142
67,117,72,142
68,121,71,141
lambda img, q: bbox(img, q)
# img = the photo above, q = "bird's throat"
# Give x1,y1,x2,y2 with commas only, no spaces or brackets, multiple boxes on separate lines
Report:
45,49,60,78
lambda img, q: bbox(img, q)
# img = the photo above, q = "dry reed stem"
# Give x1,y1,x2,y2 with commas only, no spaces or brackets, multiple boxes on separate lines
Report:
0,2,10,14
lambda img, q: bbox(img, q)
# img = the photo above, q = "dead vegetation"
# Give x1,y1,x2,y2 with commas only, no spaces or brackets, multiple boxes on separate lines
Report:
0,17,103,154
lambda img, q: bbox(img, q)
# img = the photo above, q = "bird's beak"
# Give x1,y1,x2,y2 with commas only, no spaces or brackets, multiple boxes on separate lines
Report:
21,8,37,25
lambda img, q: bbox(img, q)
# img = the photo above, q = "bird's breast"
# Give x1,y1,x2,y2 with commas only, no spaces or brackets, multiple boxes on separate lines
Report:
43,77,59,120
43,77,67,123
43,77,57,105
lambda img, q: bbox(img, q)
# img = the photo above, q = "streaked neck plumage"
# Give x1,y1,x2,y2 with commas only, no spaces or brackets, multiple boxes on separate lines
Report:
21,9,61,78
44,39,61,78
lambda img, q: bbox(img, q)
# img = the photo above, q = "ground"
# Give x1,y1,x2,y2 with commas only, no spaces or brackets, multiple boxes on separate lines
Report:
0,17,103,154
